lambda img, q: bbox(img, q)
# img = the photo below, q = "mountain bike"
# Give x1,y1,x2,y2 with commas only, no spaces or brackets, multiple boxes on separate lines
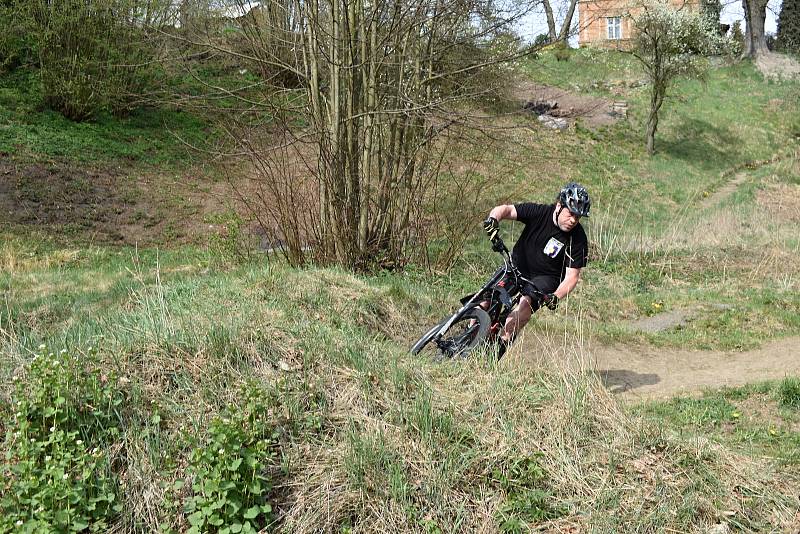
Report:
410,234,546,359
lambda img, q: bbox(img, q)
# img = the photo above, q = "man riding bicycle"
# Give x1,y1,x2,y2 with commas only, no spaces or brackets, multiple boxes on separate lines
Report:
482,182,591,357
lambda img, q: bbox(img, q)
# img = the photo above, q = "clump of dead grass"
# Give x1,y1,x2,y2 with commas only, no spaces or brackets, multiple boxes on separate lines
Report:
0,241,82,275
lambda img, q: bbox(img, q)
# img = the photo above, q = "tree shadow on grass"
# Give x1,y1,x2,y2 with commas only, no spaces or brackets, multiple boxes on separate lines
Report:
597,369,660,394
657,117,741,170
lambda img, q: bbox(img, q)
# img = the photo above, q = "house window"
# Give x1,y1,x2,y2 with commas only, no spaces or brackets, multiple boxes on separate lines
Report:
607,17,622,40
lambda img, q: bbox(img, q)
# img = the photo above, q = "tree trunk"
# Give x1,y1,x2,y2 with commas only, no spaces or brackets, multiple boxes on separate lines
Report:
646,83,665,155
541,0,557,41
742,0,770,57
558,0,579,41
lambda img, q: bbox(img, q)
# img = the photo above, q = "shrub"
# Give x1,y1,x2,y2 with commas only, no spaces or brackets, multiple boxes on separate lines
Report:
777,0,800,54
1,345,127,532
206,211,253,267
0,3,36,71
533,33,551,47
553,43,571,62
766,32,777,51
700,0,722,30
730,21,745,55
19,0,159,120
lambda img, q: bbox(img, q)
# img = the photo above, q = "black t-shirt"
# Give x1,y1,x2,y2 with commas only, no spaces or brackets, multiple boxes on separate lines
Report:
512,202,588,280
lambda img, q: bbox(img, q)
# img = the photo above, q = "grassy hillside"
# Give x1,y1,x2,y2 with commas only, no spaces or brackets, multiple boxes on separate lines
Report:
2,49,800,532
2,240,798,532
485,50,800,350
0,68,235,247
0,70,214,165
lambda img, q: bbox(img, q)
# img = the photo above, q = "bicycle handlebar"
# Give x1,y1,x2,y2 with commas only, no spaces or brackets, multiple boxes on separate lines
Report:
489,233,510,257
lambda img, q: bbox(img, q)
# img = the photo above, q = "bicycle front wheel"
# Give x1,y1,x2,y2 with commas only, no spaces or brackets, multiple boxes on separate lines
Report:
410,307,491,359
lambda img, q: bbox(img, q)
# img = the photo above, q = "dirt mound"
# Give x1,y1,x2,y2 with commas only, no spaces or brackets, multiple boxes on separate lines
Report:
512,81,625,129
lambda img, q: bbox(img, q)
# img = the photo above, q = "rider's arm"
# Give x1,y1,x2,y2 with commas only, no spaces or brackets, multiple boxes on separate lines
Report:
488,204,517,222
554,267,581,300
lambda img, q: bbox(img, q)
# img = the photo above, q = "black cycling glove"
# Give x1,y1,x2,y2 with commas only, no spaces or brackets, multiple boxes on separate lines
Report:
543,293,559,310
483,216,499,241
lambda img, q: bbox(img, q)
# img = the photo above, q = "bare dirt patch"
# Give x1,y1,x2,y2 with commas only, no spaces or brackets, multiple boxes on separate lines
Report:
627,309,693,333
703,172,749,207
755,52,800,80
625,303,737,334
700,151,799,211
510,81,624,129
0,160,229,246
589,336,800,399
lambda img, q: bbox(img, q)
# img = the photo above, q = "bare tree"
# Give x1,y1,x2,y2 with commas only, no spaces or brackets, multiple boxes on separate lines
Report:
539,0,579,43
542,0,558,40
171,0,540,270
558,0,579,41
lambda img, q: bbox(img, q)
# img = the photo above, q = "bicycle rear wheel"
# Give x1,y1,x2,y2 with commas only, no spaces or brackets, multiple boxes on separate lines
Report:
410,307,491,359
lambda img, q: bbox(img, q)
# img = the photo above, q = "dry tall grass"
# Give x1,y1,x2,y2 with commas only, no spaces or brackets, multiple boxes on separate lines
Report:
264,315,798,532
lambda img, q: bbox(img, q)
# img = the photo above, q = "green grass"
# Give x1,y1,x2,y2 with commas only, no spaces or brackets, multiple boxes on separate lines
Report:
1,54,798,352
1,232,798,531
517,52,799,228
0,69,212,165
521,47,643,96
778,377,800,409
488,51,800,349
638,380,800,466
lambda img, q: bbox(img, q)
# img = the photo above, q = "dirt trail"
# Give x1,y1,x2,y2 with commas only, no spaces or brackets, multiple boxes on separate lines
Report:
589,337,800,400
703,172,748,207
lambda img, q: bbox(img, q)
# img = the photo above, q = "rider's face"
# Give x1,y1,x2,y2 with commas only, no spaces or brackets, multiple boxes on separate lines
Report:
557,204,581,232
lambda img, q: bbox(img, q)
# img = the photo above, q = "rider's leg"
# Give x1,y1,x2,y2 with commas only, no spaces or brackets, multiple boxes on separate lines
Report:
500,295,534,342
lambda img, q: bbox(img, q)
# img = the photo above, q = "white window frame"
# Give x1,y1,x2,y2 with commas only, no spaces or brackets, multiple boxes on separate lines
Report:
607,16,622,40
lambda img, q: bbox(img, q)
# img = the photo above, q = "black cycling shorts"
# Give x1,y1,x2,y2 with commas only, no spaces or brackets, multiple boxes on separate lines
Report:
498,271,559,312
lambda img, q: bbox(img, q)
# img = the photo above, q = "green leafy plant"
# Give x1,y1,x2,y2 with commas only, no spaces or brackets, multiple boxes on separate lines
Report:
491,455,565,532
1,345,126,532
182,384,277,534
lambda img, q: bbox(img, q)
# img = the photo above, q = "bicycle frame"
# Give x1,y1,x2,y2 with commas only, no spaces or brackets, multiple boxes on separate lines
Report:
430,237,538,350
